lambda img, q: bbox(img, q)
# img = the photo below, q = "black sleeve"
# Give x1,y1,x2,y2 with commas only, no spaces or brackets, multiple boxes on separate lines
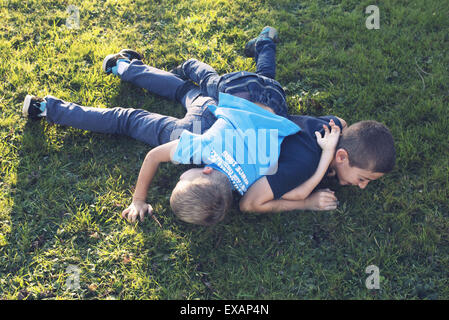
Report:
266,115,341,200
318,116,343,130
266,157,318,199
265,134,320,199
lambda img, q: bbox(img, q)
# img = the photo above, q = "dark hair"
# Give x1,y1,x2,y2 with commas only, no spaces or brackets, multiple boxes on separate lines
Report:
337,120,396,173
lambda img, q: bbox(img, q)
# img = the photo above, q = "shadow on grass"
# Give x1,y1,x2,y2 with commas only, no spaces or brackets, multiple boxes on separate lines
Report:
6,118,135,298
4,91,236,299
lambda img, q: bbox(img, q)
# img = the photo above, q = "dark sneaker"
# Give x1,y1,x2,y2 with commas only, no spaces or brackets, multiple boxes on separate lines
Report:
169,63,188,81
244,26,279,58
119,49,143,61
22,95,46,120
102,49,143,74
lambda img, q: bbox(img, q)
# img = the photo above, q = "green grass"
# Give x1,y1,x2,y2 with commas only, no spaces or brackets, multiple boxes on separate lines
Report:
0,0,448,299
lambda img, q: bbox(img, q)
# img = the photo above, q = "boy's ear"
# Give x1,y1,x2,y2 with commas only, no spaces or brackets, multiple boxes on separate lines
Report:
202,166,213,175
335,148,349,163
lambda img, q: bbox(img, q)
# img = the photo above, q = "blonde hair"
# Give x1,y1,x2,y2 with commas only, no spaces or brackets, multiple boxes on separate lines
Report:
170,170,233,226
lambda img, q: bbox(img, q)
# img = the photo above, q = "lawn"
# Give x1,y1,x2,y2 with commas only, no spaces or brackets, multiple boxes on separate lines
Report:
0,0,448,299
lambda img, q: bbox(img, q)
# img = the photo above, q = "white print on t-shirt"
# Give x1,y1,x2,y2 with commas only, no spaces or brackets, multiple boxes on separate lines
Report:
208,149,248,195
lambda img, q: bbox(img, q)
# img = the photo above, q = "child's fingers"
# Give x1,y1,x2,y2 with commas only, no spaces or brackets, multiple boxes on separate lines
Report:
122,206,138,222
322,196,339,208
321,190,337,201
328,120,339,131
139,208,146,222
132,212,139,223
128,207,139,223
128,209,135,222
121,207,130,219
332,122,340,132
331,120,340,129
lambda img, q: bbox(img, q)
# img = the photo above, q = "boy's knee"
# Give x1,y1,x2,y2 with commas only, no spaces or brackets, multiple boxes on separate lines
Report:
175,81,198,104
182,58,200,71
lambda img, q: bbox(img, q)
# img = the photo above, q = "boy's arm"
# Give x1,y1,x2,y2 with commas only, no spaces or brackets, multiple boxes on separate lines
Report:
240,119,340,212
280,148,334,201
239,177,338,212
121,140,179,223
281,119,340,201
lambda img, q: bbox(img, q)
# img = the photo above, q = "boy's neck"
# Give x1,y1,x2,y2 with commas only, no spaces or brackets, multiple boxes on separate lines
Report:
326,167,336,177
327,160,337,177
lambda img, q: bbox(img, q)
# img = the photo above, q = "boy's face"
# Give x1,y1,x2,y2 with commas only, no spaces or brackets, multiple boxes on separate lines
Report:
331,149,384,189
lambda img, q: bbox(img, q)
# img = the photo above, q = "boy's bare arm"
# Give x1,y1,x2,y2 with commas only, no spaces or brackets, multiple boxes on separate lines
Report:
239,177,338,212
280,148,334,201
122,139,179,222
282,119,340,201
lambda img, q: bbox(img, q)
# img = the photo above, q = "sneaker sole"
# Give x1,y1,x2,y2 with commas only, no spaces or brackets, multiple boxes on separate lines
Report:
22,94,33,117
102,53,116,74
244,27,279,57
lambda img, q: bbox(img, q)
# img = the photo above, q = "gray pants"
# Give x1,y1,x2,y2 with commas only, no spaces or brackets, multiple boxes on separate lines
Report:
45,60,217,146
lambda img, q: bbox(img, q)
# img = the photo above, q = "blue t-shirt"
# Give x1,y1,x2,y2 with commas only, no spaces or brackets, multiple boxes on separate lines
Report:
172,93,300,195
266,115,343,199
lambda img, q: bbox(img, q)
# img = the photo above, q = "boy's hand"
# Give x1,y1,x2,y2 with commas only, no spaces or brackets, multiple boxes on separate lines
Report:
305,189,339,211
121,200,153,223
315,119,341,152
